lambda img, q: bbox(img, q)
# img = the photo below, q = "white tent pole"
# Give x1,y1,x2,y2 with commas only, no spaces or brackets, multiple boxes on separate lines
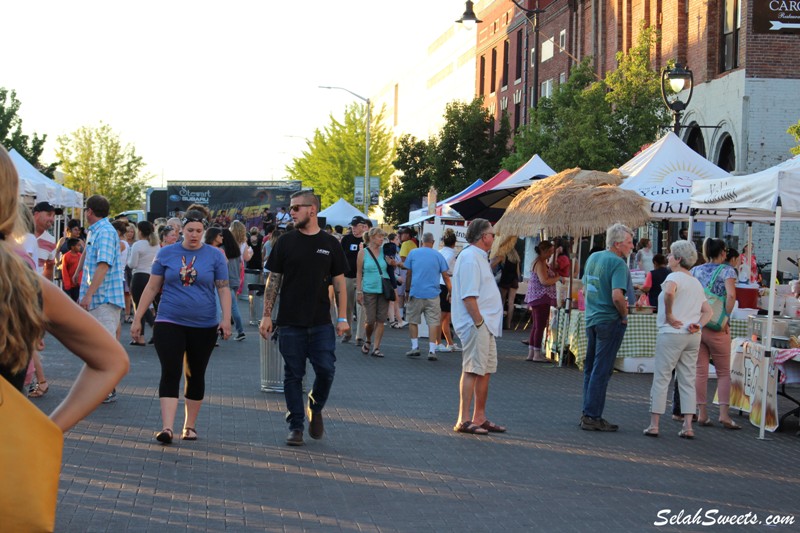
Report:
758,204,781,440
687,216,694,243
746,222,753,283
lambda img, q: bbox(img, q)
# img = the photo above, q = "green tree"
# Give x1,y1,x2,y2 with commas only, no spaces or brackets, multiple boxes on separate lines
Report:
383,134,435,225
56,123,151,214
384,97,511,225
0,87,56,176
504,23,667,172
286,102,395,212
789,119,800,156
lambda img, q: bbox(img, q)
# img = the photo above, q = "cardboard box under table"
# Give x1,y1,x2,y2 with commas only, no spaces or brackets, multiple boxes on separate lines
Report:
546,309,747,373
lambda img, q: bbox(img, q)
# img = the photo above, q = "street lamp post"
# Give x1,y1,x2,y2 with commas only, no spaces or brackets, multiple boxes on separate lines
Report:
319,85,371,212
455,1,482,29
660,64,694,134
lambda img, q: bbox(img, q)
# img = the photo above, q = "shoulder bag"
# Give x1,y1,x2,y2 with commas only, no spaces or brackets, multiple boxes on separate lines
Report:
0,375,63,532
366,248,396,301
703,264,729,331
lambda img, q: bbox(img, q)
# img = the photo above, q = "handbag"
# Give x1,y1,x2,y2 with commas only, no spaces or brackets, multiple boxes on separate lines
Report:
366,248,396,301
0,375,64,532
703,264,729,331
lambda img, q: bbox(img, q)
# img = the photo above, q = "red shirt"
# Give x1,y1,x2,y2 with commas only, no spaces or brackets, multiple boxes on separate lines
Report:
61,250,83,290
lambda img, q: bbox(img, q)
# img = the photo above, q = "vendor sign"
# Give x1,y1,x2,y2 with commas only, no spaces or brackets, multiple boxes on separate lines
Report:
726,339,779,431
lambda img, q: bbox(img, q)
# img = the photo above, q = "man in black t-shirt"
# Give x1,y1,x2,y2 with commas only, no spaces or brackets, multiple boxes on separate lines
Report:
339,215,369,344
260,190,349,447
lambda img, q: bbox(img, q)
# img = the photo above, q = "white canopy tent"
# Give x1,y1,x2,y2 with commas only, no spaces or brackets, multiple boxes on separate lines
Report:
619,132,730,220
691,163,800,439
10,148,83,207
317,198,371,227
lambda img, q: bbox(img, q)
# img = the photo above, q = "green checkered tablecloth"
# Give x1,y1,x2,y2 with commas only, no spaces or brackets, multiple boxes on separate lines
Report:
545,309,748,369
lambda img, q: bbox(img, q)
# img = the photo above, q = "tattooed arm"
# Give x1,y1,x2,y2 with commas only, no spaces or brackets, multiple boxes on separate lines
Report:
216,279,232,339
259,272,282,338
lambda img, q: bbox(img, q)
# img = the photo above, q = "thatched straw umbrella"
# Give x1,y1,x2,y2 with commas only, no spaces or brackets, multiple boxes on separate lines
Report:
490,168,651,366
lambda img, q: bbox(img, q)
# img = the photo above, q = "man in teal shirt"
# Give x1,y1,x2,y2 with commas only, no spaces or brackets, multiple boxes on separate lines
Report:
580,223,634,431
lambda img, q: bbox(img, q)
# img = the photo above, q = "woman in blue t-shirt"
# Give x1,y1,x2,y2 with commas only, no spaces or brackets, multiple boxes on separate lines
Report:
131,210,232,444
690,238,740,429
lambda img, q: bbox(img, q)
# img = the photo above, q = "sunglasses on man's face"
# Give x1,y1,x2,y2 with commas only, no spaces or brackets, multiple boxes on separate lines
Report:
290,204,312,212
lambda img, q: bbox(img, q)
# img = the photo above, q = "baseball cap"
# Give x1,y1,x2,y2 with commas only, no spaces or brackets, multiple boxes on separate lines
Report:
350,216,368,226
33,201,63,215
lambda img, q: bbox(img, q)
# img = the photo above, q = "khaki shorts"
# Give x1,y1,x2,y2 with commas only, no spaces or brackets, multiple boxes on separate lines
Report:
90,303,122,335
462,324,497,376
406,296,441,326
362,292,389,325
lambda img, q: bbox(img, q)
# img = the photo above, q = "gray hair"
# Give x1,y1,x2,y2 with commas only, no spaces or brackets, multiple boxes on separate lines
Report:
670,239,697,269
422,232,435,244
605,223,633,250
465,218,492,244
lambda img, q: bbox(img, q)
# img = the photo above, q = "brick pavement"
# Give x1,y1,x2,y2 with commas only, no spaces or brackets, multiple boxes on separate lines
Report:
31,309,800,532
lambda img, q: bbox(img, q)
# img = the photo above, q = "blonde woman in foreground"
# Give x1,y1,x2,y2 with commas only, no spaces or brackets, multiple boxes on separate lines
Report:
0,145,129,432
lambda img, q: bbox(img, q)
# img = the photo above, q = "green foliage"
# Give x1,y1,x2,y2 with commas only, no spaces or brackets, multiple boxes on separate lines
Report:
383,134,435,226
285,103,395,212
56,123,151,214
504,24,668,173
789,119,800,156
384,98,511,225
0,87,56,177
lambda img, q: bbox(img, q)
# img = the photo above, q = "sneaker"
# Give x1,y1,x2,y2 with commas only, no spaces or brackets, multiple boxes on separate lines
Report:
405,348,421,358
427,352,438,361
449,344,462,352
435,344,452,352
580,417,618,432
234,332,246,341
103,390,117,404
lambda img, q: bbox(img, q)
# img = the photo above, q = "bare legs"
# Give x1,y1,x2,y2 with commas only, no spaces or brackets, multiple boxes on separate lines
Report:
440,312,454,346
457,372,491,426
159,397,202,434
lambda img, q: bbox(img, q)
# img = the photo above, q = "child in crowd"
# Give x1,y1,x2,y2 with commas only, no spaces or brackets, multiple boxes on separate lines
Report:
61,237,83,302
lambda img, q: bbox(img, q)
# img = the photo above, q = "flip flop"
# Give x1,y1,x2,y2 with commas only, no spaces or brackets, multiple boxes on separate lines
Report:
643,427,659,437
28,380,49,398
678,429,694,439
453,421,489,435
479,420,507,433
698,418,714,427
720,420,742,430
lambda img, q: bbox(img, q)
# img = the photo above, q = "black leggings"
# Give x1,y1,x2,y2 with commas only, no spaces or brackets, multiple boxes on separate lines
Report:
131,272,155,331
154,322,218,400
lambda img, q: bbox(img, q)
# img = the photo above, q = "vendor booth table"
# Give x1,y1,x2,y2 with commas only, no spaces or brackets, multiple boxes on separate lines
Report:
546,309,748,372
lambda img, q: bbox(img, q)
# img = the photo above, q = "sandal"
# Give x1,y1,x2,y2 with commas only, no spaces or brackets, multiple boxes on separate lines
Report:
698,418,714,427
28,380,49,398
181,427,198,441
719,420,742,430
125,316,134,324
371,348,384,358
643,426,659,437
453,420,489,435
479,420,507,433
129,340,146,346
361,342,371,355
678,428,695,439
155,428,173,444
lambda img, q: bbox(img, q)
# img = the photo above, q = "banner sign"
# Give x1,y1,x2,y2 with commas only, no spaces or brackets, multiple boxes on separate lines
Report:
726,338,779,431
369,176,380,206
754,1,800,34
354,176,365,206
166,181,302,229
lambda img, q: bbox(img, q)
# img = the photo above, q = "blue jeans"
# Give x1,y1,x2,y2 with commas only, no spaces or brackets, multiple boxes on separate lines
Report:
278,324,336,431
230,286,244,335
582,318,627,419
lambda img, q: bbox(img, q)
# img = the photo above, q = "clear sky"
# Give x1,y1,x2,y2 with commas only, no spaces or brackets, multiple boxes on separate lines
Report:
2,1,466,185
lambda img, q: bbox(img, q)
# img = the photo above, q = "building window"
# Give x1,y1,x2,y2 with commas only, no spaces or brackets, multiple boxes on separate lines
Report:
514,101,521,130
541,78,554,99
515,30,523,81
502,40,510,88
491,48,497,94
541,37,554,62
479,56,486,95
721,0,740,72
717,135,736,172
559,29,566,52
559,72,567,85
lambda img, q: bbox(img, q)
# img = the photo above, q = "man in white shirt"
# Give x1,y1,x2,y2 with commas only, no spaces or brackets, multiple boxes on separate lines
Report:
33,201,60,280
451,218,506,435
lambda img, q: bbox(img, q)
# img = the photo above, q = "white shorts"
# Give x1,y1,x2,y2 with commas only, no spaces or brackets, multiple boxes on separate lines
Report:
90,303,122,335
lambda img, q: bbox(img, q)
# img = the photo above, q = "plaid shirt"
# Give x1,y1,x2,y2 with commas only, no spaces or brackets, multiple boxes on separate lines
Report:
79,217,125,310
